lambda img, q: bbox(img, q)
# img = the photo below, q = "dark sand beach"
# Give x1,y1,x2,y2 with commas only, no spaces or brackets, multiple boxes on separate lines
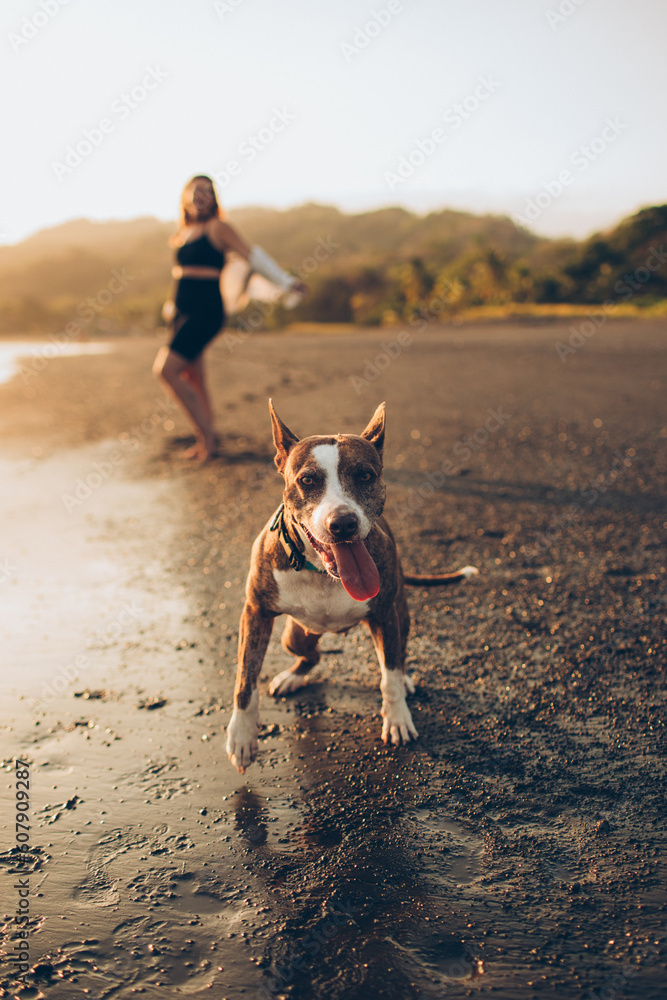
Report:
0,320,665,999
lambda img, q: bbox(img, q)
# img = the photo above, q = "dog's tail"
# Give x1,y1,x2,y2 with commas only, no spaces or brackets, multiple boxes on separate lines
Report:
404,565,479,587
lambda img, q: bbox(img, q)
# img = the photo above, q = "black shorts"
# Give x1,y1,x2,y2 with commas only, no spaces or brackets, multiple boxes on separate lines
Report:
169,277,225,362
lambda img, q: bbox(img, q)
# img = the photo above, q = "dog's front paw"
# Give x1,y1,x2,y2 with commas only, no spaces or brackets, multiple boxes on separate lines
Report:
226,708,260,774
381,701,418,746
269,669,311,697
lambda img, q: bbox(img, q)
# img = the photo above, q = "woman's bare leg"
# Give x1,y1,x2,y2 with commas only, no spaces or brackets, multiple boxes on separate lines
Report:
153,346,217,460
183,355,215,428
182,357,220,456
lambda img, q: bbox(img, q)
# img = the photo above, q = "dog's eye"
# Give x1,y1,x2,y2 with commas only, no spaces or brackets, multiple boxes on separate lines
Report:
299,475,315,487
358,469,375,482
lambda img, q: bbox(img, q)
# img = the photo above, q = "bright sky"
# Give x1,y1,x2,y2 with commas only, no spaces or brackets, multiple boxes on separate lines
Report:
2,0,666,244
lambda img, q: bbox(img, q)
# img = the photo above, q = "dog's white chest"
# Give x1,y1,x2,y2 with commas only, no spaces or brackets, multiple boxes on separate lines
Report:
272,569,369,634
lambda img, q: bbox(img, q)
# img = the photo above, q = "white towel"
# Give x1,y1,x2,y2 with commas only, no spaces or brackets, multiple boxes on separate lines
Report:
221,250,303,315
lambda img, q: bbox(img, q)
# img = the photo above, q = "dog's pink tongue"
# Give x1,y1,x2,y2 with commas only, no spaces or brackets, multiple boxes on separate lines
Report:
331,540,380,601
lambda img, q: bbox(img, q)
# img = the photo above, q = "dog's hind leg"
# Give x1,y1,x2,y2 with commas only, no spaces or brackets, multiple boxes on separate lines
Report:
269,617,322,697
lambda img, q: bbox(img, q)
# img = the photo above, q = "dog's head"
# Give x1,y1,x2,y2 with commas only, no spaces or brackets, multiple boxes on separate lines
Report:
269,400,387,600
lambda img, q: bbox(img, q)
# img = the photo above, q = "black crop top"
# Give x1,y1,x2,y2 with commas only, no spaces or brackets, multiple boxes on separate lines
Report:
176,234,225,270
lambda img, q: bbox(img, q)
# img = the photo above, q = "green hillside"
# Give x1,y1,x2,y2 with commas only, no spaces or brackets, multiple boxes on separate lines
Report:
0,202,665,335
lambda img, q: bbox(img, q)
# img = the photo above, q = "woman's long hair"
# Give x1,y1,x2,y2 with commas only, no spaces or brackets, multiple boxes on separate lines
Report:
172,175,226,243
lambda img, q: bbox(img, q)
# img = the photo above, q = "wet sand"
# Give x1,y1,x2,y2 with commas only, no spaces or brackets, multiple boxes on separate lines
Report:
0,320,665,999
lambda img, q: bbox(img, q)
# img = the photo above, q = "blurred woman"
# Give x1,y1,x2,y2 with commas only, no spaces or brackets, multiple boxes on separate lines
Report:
153,175,303,460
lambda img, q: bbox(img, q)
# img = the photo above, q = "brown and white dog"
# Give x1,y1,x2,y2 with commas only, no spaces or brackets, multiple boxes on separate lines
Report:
226,401,477,773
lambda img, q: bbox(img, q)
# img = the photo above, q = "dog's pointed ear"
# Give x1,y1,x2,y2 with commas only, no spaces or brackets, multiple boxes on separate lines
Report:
360,402,385,457
269,398,300,473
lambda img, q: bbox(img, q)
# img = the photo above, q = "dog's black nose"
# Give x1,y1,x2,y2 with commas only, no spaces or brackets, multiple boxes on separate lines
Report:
328,512,359,540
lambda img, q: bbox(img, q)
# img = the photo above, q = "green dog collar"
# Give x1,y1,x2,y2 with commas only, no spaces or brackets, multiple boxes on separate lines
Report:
269,503,327,574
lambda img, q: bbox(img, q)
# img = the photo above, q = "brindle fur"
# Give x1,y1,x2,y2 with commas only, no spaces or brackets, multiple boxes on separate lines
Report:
227,400,472,772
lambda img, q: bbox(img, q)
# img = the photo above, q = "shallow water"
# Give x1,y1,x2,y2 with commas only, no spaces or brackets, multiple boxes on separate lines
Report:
0,340,112,386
